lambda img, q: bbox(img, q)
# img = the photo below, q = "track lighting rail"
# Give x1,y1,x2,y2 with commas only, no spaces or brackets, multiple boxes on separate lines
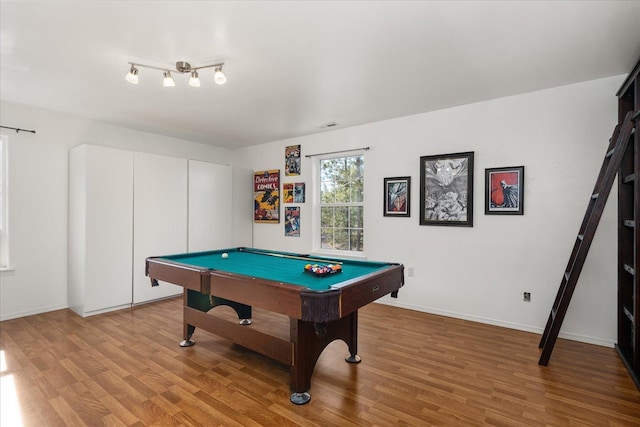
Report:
125,60,227,87
127,61,224,74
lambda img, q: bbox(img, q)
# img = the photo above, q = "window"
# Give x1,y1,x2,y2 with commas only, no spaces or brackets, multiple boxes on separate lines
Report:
0,135,8,268
319,154,364,252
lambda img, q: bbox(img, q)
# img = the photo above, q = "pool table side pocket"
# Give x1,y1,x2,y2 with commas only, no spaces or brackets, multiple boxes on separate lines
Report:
300,289,342,322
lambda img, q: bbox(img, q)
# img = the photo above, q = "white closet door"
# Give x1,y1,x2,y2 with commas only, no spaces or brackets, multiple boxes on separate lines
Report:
188,160,232,252
69,144,134,316
133,152,187,303
232,167,254,248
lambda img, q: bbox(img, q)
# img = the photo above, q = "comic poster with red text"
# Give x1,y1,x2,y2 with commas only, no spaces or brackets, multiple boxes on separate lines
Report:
254,170,280,223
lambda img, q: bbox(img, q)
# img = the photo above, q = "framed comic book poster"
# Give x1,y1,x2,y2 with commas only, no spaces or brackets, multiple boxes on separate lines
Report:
285,206,300,237
294,182,305,203
285,145,301,176
420,151,474,226
485,166,524,215
254,170,280,223
283,183,294,203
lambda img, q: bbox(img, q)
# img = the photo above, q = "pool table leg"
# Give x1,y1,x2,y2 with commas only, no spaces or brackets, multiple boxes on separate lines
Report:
180,290,203,347
344,311,361,364
180,323,196,347
289,311,360,405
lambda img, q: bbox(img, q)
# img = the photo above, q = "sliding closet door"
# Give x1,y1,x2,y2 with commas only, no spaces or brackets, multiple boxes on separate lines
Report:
133,152,187,304
69,144,134,316
232,167,254,247
188,160,232,252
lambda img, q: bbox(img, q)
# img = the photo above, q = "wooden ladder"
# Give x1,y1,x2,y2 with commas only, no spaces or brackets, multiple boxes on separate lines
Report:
539,110,637,366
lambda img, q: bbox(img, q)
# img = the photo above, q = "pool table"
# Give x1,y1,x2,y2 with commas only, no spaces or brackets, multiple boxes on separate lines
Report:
145,247,404,404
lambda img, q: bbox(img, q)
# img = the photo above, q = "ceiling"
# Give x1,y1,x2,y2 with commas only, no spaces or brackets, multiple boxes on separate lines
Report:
1,1,639,149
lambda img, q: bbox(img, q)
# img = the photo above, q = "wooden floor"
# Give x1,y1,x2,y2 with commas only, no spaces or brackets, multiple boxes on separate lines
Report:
1,297,639,426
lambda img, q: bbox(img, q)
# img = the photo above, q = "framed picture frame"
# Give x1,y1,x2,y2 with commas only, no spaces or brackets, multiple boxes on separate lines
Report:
294,182,306,203
384,176,411,217
419,151,474,226
285,144,301,176
284,206,300,237
283,183,294,203
254,169,280,223
485,166,524,215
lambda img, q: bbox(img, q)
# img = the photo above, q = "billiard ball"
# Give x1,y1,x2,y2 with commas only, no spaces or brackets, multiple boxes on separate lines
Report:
221,253,228,259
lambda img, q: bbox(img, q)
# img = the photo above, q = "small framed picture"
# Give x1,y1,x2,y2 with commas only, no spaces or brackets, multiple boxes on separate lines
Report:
285,145,301,176
294,182,306,203
384,177,411,217
284,206,300,237
485,166,524,215
420,152,474,226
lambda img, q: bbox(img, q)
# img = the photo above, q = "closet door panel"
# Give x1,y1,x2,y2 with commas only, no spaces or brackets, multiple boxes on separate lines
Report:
69,144,133,316
188,160,232,252
232,167,254,247
133,152,187,303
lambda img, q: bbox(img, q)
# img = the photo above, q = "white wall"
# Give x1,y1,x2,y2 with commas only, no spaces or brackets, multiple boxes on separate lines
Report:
0,102,232,320
233,75,624,347
0,75,625,347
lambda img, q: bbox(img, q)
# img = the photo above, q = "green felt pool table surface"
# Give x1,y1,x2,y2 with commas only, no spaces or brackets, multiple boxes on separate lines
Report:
156,247,393,291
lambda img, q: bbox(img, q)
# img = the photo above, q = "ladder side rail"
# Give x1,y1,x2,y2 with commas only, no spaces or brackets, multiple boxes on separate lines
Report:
632,114,640,373
539,193,613,361
576,123,623,237
539,112,636,365
540,122,627,348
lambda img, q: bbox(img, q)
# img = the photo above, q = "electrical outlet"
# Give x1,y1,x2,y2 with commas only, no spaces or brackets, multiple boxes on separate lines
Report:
523,292,531,302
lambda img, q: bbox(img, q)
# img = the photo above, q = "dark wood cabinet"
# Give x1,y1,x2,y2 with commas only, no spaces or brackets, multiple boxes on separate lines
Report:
617,59,640,390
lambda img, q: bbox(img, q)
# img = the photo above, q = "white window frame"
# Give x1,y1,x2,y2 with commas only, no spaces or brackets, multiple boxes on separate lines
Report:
312,150,366,258
0,135,9,270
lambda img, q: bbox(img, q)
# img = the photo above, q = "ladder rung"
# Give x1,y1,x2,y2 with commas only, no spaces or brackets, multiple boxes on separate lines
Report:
605,148,615,158
591,193,599,199
624,220,635,228
623,174,635,184
623,263,635,276
632,110,640,121
623,306,634,322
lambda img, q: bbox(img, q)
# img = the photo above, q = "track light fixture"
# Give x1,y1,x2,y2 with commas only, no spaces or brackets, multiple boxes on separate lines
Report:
214,66,227,85
189,70,200,87
125,65,139,84
125,60,226,87
163,71,175,87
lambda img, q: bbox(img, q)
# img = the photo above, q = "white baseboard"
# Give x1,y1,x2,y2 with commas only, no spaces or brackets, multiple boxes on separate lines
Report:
0,303,69,322
376,300,615,348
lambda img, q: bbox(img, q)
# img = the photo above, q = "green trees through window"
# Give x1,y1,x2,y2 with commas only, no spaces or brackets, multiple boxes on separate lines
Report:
320,155,364,251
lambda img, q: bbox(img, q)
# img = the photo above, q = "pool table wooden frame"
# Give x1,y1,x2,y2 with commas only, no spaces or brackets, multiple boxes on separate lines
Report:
145,248,404,404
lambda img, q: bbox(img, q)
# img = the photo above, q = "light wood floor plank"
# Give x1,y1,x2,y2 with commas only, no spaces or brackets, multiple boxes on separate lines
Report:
1,296,639,426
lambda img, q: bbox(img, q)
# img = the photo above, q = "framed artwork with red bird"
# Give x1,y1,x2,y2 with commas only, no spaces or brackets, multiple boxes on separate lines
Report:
485,166,524,215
